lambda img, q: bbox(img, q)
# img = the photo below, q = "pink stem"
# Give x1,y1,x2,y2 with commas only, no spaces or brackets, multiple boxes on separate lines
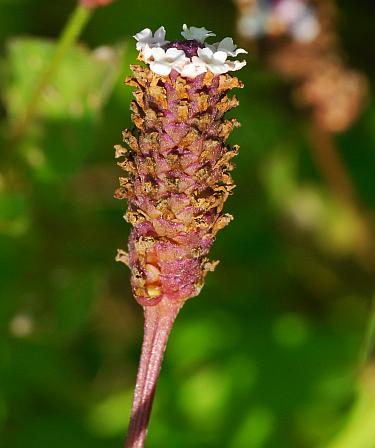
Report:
125,299,182,448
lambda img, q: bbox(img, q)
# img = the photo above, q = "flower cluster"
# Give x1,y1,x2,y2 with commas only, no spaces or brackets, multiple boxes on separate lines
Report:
237,0,320,43
116,25,245,306
133,25,247,77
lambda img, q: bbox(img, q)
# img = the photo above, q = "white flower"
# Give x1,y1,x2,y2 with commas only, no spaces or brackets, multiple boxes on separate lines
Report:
225,59,247,72
147,47,190,76
179,62,207,78
211,37,248,57
181,24,216,42
190,47,247,75
192,48,228,75
134,26,169,51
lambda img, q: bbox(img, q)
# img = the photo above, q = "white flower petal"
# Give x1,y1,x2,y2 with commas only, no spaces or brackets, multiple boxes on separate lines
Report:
217,37,236,53
226,59,247,71
214,37,248,57
212,50,228,64
234,48,248,55
142,44,153,62
134,28,152,41
191,56,203,65
209,64,229,75
179,62,207,78
134,26,169,51
154,26,167,42
165,48,185,60
197,47,214,62
181,24,216,42
134,28,152,50
151,47,167,61
149,62,172,76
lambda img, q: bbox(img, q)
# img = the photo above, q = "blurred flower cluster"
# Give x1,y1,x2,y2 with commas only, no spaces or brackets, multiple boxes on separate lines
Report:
237,0,320,43
235,0,368,132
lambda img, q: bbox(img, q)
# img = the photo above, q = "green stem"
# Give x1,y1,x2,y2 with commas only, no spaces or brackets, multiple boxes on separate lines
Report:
327,295,375,448
326,375,375,448
11,4,93,140
359,293,375,369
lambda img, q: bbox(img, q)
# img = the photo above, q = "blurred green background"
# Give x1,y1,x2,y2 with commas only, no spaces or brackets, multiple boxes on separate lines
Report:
1,0,375,447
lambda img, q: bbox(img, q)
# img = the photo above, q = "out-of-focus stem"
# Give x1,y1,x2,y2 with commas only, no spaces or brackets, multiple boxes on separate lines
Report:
309,123,375,270
125,300,182,448
11,4,93,141
327,365,375,448
359,293,375,370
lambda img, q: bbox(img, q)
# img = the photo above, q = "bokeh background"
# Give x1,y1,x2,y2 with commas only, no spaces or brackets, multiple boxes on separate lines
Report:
1,0,375,447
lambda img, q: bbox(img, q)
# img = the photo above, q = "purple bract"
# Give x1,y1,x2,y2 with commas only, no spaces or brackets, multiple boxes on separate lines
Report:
165,39,205,58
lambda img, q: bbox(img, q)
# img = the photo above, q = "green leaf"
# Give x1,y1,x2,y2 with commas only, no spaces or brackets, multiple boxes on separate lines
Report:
4,37,122,122
3,38,125,181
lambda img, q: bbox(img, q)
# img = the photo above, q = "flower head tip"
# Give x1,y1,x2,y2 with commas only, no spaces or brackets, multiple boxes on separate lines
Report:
134,25,247,78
